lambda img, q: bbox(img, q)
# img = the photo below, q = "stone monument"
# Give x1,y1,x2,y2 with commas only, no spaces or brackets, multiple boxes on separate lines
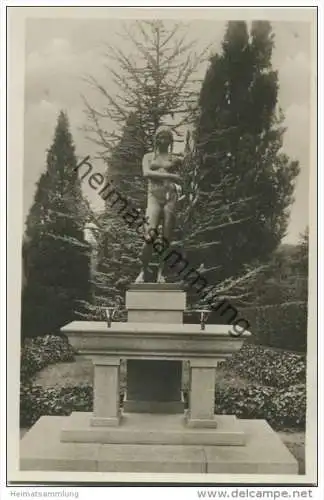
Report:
20,126,298,474
20,287,298,473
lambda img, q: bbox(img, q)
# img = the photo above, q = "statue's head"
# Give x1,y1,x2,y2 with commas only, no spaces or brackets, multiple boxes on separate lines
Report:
154,125,173,153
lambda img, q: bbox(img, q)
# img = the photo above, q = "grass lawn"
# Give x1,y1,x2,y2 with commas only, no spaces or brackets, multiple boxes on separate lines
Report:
28,356,305,474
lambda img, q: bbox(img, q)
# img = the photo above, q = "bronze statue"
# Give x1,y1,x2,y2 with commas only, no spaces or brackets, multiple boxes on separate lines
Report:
135,125,184,283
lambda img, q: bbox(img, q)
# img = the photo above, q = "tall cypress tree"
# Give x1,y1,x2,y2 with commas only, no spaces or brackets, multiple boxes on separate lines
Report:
22,111,91,339
192,21,300,288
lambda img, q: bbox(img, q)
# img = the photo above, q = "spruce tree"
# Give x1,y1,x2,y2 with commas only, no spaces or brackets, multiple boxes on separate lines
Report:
84,20,206,205
21,111,91,338
81,20,204,312
108,111,147,209
193,20,300,293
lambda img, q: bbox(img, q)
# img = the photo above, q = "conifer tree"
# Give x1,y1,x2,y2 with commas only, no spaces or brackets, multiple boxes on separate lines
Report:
80,20,204,313
193,20,300,293
84,20,206,205
21,111,91,338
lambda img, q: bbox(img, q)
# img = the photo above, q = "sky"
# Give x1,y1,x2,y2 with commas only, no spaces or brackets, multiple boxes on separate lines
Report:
23,17,313,243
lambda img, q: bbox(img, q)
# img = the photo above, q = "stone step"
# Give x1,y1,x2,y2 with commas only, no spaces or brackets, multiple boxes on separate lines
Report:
60,412,247,446
20,415,298,474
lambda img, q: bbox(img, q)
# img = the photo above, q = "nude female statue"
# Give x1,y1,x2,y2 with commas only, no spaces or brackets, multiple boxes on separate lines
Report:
135,125,184,284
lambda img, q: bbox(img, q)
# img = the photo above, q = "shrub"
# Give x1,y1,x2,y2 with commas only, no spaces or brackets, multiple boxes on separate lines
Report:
20,383,93,427
240,301,307,352
269,383,306,428
215,382,306,430
20,383,127,428
20,334,75,383
215,383,275,420
220,344,306,388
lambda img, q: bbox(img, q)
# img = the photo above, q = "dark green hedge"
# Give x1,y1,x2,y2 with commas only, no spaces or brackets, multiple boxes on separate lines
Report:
20,334,75,383
220,344,306,388
20,383,126,428
20,383,93,427
215,383,306,429
240,301,307,352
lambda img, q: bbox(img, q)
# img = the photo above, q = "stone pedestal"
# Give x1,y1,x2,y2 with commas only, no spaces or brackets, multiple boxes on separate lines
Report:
124,283,185,413
19,287,299,476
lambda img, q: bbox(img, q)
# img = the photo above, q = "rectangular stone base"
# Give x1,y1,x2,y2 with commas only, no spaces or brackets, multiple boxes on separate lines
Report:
20,415,298,474
60,412,246,446
126,284,186,311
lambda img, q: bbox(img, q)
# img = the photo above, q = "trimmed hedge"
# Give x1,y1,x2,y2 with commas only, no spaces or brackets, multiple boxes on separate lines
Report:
240,301,307,352
220,344,306,388
20,334,75,383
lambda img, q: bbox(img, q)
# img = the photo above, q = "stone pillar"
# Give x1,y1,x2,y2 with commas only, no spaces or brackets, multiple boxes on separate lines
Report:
124,283,186,414
186,359,219,428
90,357,121,427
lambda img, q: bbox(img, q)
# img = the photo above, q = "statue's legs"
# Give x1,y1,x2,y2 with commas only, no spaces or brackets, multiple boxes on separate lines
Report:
135,194,162,283
156,198,176,283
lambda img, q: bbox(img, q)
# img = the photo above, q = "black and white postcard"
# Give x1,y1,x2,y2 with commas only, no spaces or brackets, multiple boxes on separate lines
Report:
4,4,319,490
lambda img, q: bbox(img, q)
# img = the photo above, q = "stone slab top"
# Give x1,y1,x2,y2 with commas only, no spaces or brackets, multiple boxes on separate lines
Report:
128,283,184,291
61,321,251,338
